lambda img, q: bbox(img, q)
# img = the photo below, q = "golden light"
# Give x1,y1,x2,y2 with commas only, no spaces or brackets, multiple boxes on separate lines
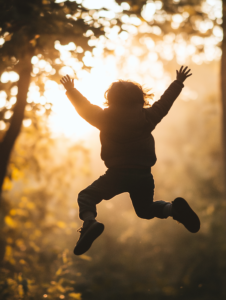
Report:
31,56,38,64
4,110,13,120
1,71,19,83
141,2,156,22
23,119,32,127
0,37,4,45
0,120,6,130
9,97,17,105
0,91,7,108
46,55,118,138
11,86,18,96
0,0,221,138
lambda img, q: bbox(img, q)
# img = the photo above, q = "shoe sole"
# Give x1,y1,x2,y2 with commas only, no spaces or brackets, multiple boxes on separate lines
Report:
74,222,104,255
172,197,200,233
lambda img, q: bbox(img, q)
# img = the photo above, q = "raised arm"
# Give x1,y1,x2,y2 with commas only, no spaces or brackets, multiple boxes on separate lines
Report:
60,75,104,129
145,66,192,130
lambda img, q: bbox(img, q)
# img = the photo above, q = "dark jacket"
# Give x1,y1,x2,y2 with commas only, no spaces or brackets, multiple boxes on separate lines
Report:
66,80,184,168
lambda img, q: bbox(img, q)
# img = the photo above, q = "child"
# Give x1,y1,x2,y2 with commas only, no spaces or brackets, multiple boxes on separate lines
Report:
60,66,200,256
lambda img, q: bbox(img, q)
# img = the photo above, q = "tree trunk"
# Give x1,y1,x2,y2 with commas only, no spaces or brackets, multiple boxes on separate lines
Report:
0,54,32,195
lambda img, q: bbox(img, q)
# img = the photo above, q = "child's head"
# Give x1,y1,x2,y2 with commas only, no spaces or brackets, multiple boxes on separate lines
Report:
104,80,154,108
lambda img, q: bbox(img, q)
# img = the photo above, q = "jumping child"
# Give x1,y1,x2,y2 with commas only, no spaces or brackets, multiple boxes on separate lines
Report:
60,66,200,256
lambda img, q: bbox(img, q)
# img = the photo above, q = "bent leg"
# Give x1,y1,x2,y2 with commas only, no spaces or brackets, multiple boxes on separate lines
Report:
78,170,126,220
129,172,170,219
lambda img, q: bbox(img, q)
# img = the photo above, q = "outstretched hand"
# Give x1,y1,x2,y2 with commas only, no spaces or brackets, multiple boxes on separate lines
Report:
176,66,192,83
60,75,74,90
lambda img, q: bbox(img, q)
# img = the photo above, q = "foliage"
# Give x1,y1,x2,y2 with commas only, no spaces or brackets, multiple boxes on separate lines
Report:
0,112,91,299
116,0,220,37
0,0,105,131
0,0,104,68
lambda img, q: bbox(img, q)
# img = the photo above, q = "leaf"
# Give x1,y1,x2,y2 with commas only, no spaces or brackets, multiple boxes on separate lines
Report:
7,278,17,286
47,286,56,293
18,284,24,297
16,239,25,247
19,259,27,265
29,39,37,47
4,246,16,265
18,273,23,281
9,209,17,216
79,254,92,261
68,293,81,299
5,245,12,258
2,177,13,191
11,167,23,180
4,216,16,228
56,267,62,276
57,285,65,293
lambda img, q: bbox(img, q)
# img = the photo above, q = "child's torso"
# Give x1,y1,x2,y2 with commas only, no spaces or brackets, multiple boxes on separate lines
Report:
99,105,157,168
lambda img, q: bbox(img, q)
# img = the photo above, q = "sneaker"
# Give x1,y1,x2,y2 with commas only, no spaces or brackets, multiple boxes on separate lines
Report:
172,197,200,233
74,220,104,255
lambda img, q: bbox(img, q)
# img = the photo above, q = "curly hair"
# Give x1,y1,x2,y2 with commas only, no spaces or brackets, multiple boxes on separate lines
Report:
104,80,154,108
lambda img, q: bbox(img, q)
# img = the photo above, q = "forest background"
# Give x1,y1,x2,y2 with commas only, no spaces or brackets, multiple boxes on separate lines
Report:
0,0,225,299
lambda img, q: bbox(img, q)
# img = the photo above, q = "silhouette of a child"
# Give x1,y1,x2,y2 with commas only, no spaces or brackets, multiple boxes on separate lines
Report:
60,66,200,256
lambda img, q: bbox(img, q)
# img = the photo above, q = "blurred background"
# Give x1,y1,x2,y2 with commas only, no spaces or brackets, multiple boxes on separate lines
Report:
0,0,225,299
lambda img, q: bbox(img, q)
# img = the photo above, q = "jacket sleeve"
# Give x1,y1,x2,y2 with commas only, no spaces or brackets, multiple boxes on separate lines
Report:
145,80,184,130
66,88,104,130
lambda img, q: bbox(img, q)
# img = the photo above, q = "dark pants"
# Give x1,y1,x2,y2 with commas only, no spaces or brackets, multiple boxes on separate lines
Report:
78,168,169,220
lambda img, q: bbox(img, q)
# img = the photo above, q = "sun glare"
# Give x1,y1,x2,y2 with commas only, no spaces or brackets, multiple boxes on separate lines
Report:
48,63,117,138
43,52,119,138
0,0,222,140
